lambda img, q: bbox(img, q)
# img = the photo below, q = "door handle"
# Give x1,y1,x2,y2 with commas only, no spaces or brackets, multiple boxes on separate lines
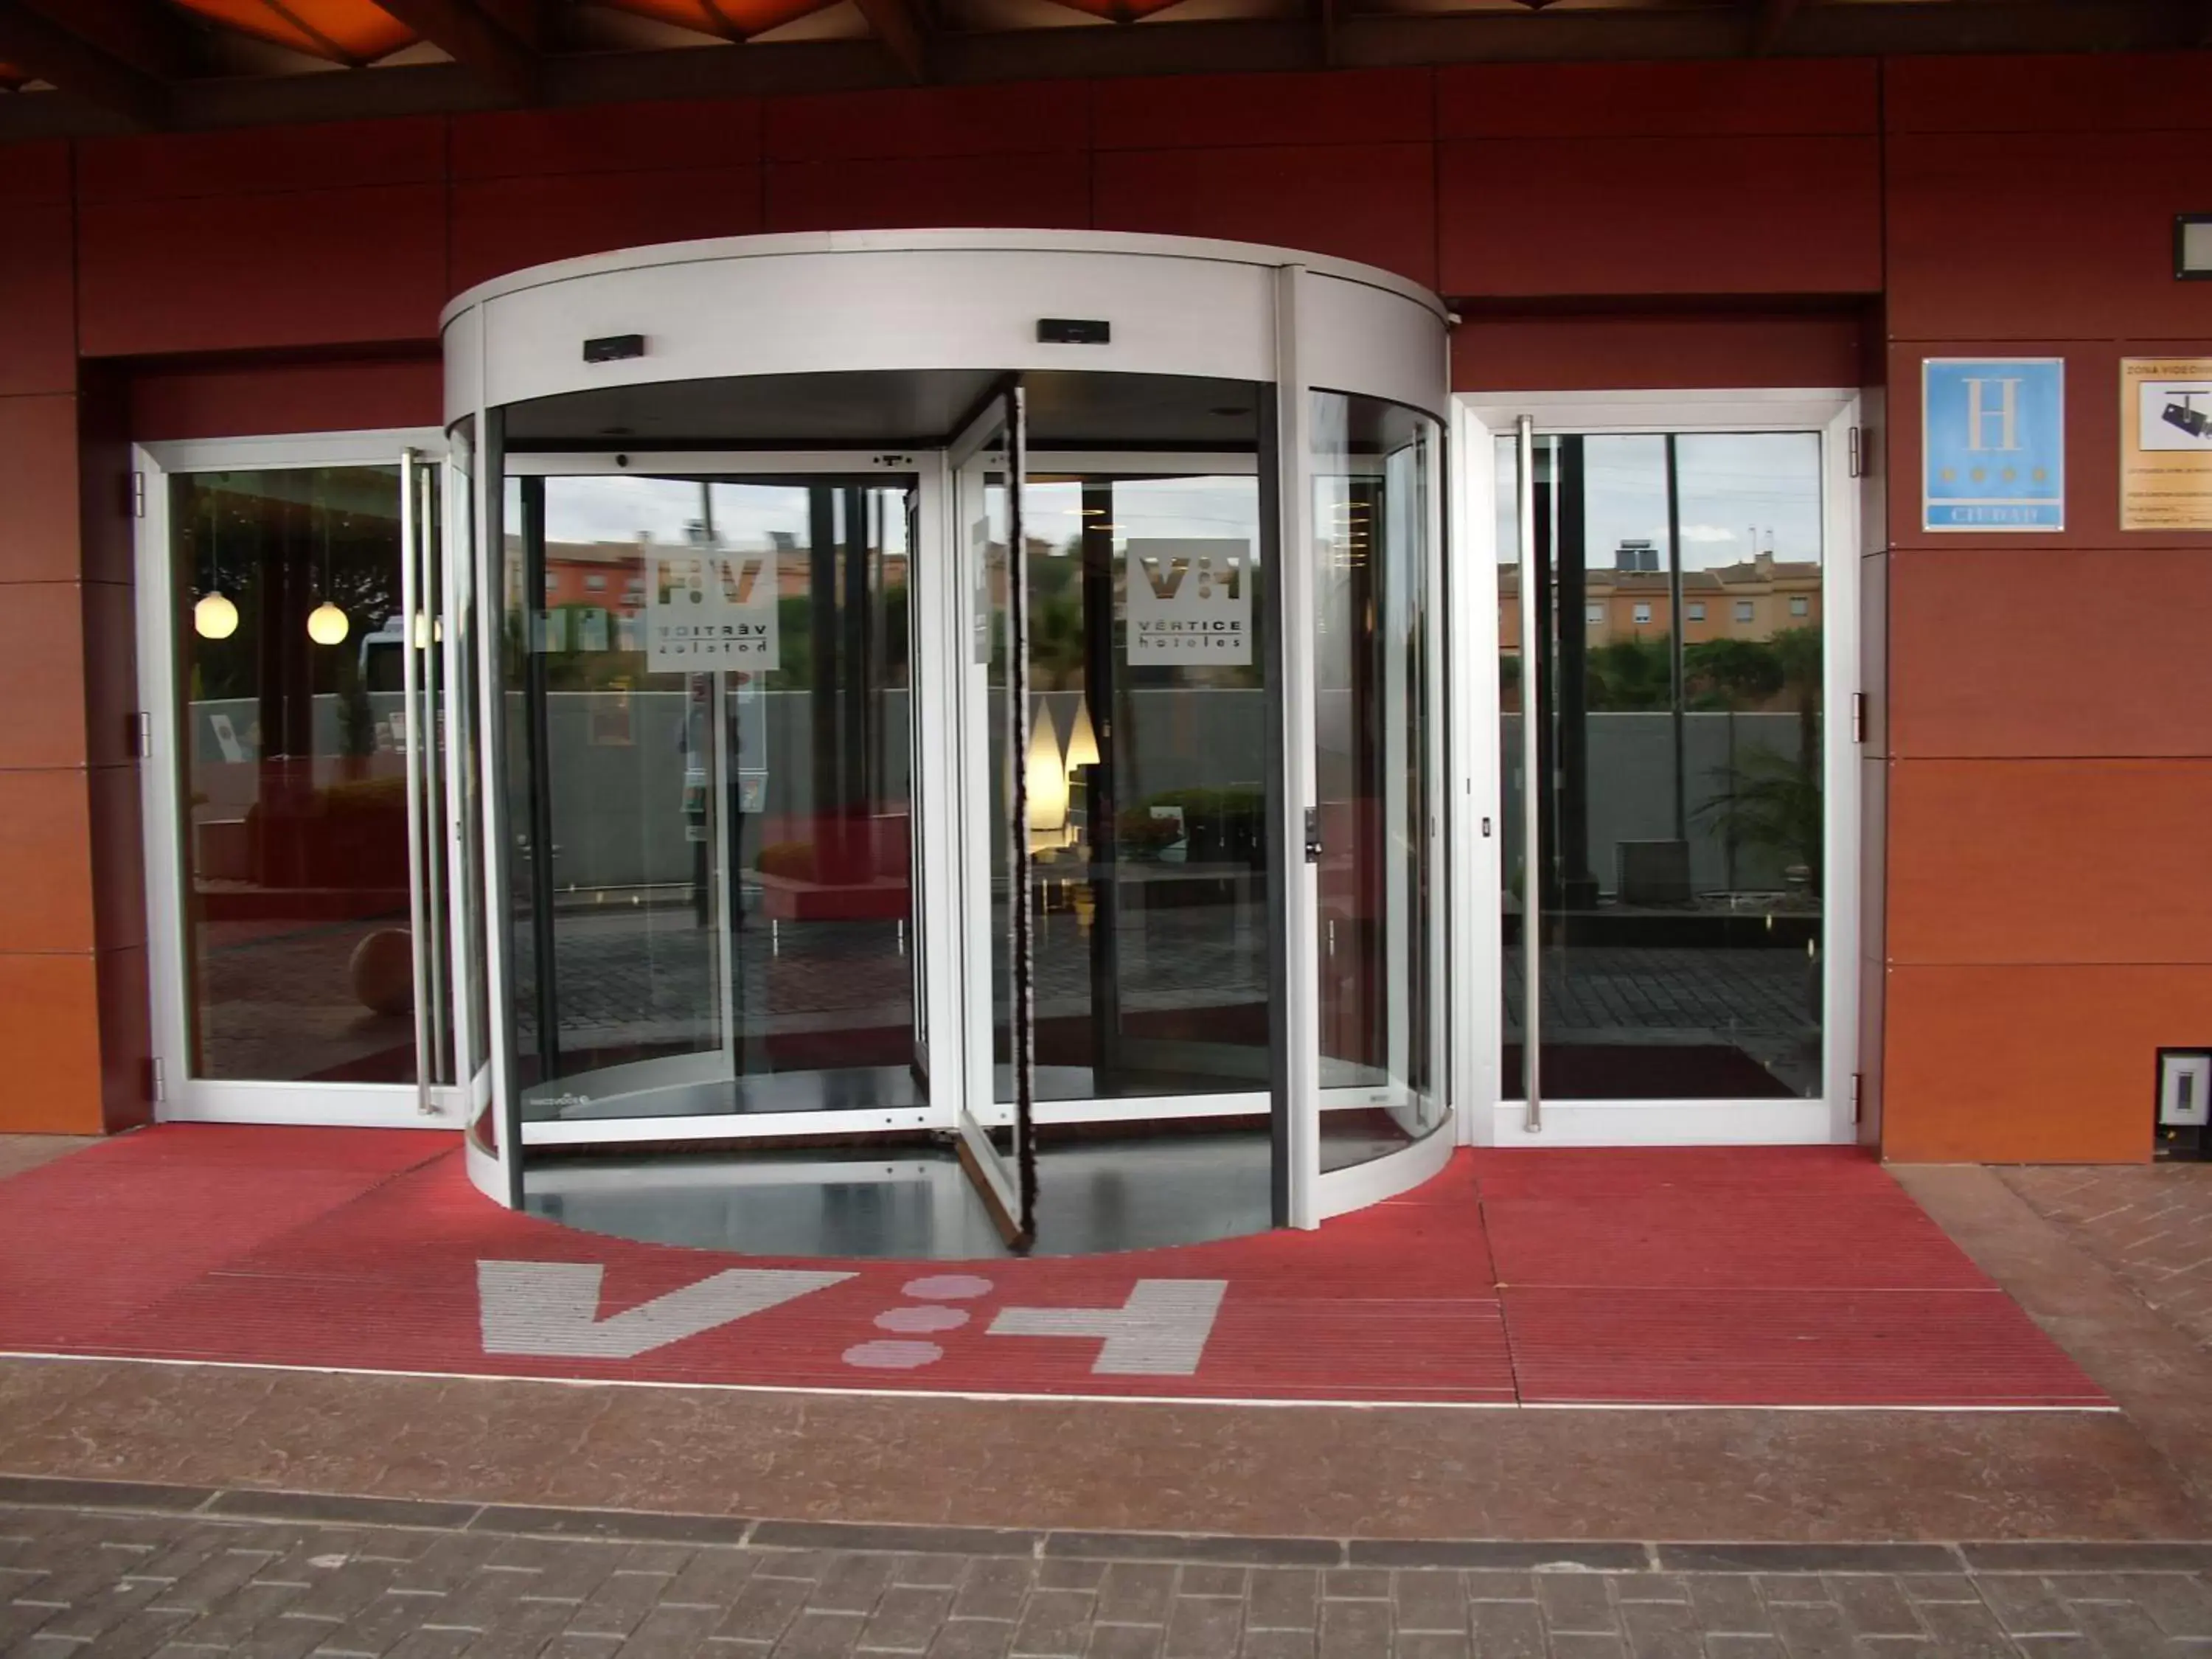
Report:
1304,807,1322,863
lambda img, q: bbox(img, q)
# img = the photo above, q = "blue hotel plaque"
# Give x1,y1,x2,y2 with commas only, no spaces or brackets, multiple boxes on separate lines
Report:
1922,358,2065,531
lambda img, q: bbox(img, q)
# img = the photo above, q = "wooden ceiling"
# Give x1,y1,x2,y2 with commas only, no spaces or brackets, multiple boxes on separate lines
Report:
0,0,2202,138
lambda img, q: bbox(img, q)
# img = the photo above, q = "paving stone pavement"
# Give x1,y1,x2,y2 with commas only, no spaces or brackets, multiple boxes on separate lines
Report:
2003,1165,2212,1354
9,1492,2212,1659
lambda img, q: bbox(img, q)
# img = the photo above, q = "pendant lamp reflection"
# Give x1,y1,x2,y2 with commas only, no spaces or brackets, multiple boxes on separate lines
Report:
193,591,239,641
1026,700,1068,841
306,481,347,646
307,601,350,646
1065,695,1099,771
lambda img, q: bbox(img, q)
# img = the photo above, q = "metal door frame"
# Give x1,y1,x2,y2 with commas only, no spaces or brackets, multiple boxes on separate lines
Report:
133,428,460,1129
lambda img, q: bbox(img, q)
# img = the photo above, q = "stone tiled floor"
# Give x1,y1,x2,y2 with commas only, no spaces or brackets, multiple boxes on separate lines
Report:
10,1490,2212,1659
2003,1166,2212,1354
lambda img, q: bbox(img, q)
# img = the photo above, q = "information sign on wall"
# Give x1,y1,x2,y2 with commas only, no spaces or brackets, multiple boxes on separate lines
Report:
2121,358,2212,532
1922,358,2066,532
1126,539,1251,664
646,549,781,671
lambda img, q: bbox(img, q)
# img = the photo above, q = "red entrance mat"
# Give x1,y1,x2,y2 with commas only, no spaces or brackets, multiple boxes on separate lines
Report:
0,1127,2105,1409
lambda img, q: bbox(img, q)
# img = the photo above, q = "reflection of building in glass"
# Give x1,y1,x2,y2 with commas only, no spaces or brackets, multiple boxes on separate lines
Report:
1499,550,1821,657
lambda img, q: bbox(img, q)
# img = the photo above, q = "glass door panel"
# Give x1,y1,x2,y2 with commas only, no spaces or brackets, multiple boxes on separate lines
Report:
1310,392,1446,1169
170,464,420,1088
1499,431,1826,1102
510,468,921,1123
953,390,1034,1244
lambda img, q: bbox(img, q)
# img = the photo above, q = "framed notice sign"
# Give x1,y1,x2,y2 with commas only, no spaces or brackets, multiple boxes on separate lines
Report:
1922,358,2065,532
2121,358,2212,532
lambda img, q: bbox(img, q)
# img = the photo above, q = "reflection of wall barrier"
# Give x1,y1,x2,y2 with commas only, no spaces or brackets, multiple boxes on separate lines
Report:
1502,712,1809,898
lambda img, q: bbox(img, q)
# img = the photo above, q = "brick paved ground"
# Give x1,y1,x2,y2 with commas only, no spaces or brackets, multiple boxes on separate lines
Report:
2002,1165,2212,1354
14,1489,2212,1659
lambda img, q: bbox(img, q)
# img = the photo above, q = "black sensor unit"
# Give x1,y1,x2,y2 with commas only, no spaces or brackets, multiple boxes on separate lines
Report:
582,333,646,364
1037,318,1110,345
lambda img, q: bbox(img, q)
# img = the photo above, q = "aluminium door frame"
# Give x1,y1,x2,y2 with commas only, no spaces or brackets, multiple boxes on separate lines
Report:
134,428,458,1130
1450,389,1863,1148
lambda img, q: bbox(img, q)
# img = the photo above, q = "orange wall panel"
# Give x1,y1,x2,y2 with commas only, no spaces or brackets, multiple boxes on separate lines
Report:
1094,143,1434,289
0,395,85,585
1888,759,2212,967
78,183,448,358
1438,58,1876,139
1889,548,2212,759
767,151,1089,237
451,167,762,292
1887,131,2212,342
1439,135,1881,298
0,582,91,771
1882,964,2212,1162
0,768,96,955
0,953,105,1135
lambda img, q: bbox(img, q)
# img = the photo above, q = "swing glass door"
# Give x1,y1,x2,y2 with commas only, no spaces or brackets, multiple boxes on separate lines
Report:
504,458,925,1130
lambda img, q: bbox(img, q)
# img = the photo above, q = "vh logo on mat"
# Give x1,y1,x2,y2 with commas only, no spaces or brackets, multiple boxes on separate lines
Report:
476,1263,1228,1378
1127,538,1251,664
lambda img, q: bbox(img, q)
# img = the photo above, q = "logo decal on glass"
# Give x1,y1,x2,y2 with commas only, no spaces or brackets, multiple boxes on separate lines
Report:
1922,358,2066,532
647,549,782,670
1126,538,1251,664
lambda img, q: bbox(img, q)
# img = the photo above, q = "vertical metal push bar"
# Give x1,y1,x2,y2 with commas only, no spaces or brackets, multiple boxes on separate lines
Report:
1516,417,1543,1135
398,450,434,1116
1006,383,1039,1249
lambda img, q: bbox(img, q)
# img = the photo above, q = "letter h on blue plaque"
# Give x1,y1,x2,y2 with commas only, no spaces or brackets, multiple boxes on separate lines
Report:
1922,358,2066,532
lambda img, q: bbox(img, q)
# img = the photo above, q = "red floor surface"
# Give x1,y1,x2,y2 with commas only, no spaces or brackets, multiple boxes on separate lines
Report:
0,1129,2106,1409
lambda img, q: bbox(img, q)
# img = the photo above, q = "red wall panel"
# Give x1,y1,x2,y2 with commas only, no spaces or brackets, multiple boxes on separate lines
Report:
1888,131,2212,341
0,200,77,398
452,100,761,178
768,83,1087,162
451,168,762,293
1092,68,1430,150
76,117,445,203
1439,135,1881,298
1094,142,1434,288
1453,311,1863,392
78,184,448,357
1,140,69,204
767,150,1090,235
1885,52,2212,135
1437,58,1876,139
129,355,441,442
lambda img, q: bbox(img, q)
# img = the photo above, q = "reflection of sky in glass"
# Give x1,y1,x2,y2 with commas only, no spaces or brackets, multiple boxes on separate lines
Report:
1494,432,1821,568
540,476,908,555
1027,473,1261,558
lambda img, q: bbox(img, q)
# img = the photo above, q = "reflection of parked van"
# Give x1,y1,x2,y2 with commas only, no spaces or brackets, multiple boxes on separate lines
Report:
360,616,406,692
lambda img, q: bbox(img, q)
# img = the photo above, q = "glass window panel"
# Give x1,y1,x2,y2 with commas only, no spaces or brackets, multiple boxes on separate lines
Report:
172,465,417,1083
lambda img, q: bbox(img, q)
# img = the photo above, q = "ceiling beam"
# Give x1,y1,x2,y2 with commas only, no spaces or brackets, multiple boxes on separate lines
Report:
850,0,931,82
13,0,195,80
372,0,540,102
1750,0,1801,54
0,1,170,127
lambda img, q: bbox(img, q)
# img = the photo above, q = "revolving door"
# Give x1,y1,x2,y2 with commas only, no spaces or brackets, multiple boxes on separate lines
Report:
443,232,1452,1253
